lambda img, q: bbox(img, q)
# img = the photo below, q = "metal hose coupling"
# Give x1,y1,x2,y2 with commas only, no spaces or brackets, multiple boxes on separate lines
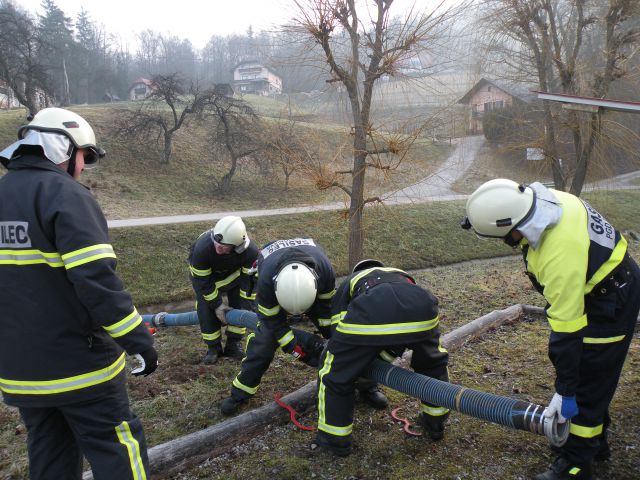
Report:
365,361,571,447
540,407,571,447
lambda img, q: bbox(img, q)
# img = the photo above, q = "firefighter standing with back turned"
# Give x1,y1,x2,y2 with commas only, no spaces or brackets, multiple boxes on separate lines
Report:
462,178,640,480
0,108,157,480
187,215,259,364
314,259,450,456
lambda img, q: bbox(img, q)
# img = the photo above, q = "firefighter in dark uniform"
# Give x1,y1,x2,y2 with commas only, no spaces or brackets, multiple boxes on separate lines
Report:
0,108,158,480
220,238,340,415
313,260,450,456
462,179,640,480
188,216,259,364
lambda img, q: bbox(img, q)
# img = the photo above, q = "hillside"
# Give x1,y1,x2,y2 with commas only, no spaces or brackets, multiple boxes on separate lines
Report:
0,101,453,219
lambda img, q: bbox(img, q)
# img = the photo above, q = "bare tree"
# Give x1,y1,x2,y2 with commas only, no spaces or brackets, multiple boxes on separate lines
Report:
289,0,466,267
481,0,640,195
205,95,263,193
261,117,321,190
115,73,210,164
0,0,49,115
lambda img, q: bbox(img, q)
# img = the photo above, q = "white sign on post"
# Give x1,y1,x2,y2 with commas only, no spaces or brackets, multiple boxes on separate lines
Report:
527,148,545,161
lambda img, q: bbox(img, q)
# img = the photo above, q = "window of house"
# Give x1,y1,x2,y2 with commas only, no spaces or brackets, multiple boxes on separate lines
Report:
134,87,146,95
487,86,492,92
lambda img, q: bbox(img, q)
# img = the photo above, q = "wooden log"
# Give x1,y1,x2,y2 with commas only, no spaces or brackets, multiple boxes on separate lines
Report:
83,382,318,479
399,304,524,365
84,303,530,479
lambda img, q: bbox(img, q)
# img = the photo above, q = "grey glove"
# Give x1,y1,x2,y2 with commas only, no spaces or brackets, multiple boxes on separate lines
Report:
215,304,232,323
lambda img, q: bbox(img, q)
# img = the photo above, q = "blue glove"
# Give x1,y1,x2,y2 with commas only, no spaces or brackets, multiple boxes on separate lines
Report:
544,393,578,423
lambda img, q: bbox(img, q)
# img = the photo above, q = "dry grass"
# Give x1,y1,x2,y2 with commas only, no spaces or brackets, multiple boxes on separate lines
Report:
0,104,453,220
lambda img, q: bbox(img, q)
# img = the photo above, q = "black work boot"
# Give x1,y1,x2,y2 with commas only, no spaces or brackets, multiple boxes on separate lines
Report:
203,344,222,365
223,339,245,360
359,386,389,410
312,431,352,457
534,457,592,480
220,395,246,416
418,411,448,441
594,440,610,462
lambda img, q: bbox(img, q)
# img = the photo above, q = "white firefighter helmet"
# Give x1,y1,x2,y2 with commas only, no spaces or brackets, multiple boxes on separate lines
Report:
18,108,105,164
274,262,318,315
463,179,535,238
212,216,247,247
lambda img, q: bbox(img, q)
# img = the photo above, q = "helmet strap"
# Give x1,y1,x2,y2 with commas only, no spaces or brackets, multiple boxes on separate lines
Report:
503,231,520,248
66,146,77,176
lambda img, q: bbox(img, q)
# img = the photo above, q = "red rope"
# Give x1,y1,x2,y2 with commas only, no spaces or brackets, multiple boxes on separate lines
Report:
274,392,314,431
391,406,423,437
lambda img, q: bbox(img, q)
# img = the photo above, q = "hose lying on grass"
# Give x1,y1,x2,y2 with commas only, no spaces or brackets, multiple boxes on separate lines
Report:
143,308,569,446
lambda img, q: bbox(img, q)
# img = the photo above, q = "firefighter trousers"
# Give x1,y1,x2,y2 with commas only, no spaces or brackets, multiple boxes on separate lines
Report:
196,285,245,347
562,255,640,464
230,323,325,400
18,374,149,480
561,257,640,463
317,329,449,442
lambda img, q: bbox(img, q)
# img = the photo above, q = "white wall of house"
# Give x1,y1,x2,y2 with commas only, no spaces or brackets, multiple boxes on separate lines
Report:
0,92,20,109
129,83,152,101
469,85,513,113
467,85,514,133
233,62,282,95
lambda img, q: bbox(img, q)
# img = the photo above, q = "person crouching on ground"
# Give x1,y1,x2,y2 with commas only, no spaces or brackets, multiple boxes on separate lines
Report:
188,216,259,364
314,259,450,456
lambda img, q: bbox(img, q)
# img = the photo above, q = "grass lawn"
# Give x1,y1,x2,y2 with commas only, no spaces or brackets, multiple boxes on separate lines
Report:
452,143,640,195
0,105,453,220
107,190,640,308
1,193,638,479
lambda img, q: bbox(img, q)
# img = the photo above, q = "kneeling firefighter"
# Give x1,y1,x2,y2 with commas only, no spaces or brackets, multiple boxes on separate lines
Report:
314,259,450,456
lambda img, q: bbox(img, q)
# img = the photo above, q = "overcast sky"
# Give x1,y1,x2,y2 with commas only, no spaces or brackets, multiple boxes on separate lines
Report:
19,0,439,50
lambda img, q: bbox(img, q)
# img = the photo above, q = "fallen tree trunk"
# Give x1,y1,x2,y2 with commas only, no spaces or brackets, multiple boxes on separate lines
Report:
400,304,527,365
82,303,535,479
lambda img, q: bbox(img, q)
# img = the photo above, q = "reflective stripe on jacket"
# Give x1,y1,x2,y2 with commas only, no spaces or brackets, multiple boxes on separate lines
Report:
0,155,153,407
331,267,439,346
188,230,259,309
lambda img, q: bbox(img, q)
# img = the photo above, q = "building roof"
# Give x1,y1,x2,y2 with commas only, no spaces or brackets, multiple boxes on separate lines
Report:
535,91,640,113
458,77,533,105
232,60,281,78
129,77,155,89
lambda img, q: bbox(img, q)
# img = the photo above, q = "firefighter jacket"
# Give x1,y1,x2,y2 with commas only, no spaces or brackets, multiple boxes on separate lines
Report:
330,267,440,346
188,230,259,310
255,238,336,352
0,154,153,407
520,188,628,397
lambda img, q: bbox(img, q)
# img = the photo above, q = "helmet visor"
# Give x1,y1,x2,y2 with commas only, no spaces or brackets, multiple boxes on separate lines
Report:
83,146,106,167
213,233,234,247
